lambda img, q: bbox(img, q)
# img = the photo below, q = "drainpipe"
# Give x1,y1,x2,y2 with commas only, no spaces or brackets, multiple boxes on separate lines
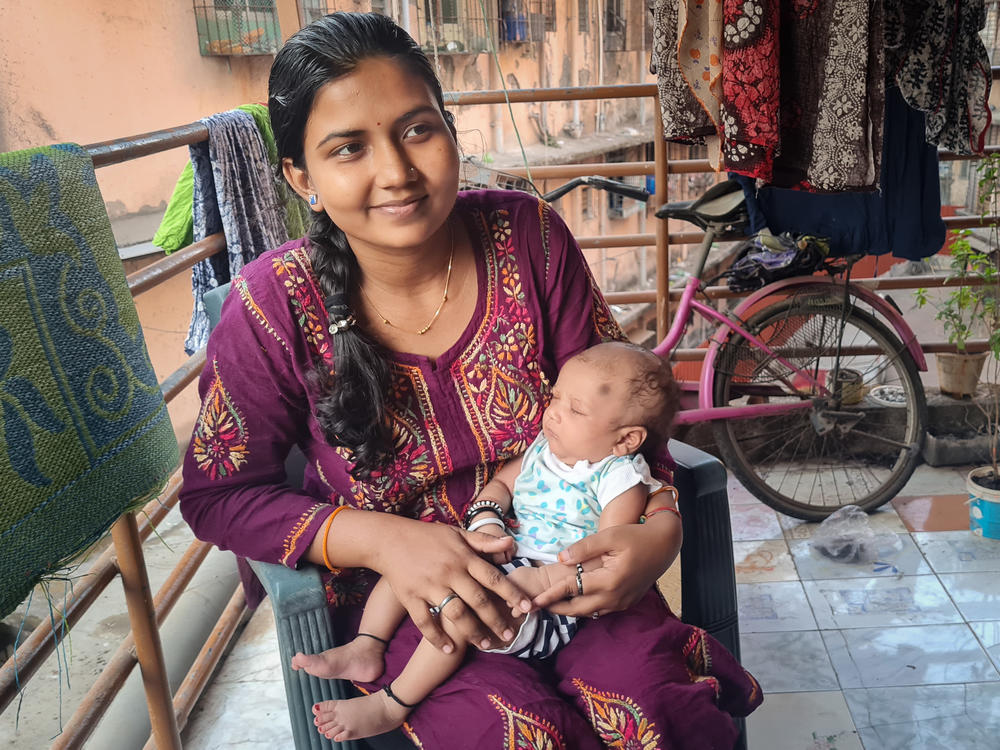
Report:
401,0,411,34
596,0,605,132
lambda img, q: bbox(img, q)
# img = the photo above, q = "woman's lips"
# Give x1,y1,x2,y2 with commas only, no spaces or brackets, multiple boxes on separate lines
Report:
370,195,425,217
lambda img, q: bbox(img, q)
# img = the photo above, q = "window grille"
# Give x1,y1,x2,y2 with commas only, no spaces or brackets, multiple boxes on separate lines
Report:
298,0,333,25
414,0,543,53
544,0,556,31
578,0,588,32
606,148,646,220
193,1,281,56
604,0,626,51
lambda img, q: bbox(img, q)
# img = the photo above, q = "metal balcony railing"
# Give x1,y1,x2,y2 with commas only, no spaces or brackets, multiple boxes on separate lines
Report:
4,70,1000,750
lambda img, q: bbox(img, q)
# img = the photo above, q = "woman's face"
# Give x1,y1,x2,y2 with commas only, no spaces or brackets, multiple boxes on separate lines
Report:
285,56,460,254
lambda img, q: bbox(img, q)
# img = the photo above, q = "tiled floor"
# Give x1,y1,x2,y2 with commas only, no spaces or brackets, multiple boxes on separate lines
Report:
738,465,1000,750
184,463,1000,750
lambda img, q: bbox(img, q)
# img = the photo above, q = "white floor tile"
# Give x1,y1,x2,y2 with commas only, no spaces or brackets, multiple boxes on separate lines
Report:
970,621,1000,672
740,631,839,693
803,576,962,630
912,531,1000,573
937,572,1000,622
730,503,784,541
845,683,1000,750
822,624,1000,689
746,691,862,750
733,540,798,583
738,581,818,633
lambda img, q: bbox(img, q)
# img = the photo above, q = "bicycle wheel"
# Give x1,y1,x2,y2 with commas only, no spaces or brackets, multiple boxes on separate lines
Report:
711,296,926,521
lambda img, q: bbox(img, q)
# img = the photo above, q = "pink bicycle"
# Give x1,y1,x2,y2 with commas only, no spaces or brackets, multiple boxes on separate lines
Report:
653,181,928,520
469,165,929,520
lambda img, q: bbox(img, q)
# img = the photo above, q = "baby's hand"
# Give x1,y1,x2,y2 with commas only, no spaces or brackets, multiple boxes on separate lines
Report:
472,525,514,564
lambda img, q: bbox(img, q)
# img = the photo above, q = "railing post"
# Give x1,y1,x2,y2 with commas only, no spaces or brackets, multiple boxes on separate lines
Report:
653,93,670,340
111,513,182,750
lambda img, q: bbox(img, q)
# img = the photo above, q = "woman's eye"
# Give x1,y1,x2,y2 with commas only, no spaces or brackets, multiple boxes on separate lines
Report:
403,123,431,139
333,142,363,158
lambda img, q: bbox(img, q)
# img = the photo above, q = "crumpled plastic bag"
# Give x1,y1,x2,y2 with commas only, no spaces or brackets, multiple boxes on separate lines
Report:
810,505,902,563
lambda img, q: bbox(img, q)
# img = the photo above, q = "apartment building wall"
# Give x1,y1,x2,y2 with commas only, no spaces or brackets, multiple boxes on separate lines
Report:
0,0,660,293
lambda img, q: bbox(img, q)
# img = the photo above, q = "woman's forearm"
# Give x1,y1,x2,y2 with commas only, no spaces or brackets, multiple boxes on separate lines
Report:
304,507,414,571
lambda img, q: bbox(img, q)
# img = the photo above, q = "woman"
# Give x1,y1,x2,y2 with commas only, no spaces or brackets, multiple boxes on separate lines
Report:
179,12,760,748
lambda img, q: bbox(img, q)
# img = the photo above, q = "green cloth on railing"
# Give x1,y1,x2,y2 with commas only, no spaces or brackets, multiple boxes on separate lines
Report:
152,162,194,253
152,104,308,254
0,144,179,618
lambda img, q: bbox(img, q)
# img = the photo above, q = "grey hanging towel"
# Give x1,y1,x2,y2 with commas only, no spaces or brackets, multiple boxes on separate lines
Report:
184,109,287,354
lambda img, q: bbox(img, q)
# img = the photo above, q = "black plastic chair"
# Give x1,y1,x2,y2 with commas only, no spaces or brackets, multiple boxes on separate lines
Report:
203,282,746,750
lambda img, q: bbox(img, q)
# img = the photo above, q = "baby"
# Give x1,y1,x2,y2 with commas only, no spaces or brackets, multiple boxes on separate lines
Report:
293,341,679,742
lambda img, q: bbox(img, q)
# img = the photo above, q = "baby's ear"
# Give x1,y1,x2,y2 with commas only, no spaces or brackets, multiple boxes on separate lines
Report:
613,426,647,456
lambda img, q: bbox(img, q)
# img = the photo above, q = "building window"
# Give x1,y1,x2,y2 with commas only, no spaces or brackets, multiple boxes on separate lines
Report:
194,0,281,56
498,0,546,45
604,0,626,51
578,0,588,32
606,147,646,220
298,0,332,25
544,0,556,31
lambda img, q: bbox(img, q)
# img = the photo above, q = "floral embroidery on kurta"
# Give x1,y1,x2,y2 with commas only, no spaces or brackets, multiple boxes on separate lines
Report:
454,208,548,467
280,502,327,565
191,359,250,479
489,694,566,750
571,678,661,750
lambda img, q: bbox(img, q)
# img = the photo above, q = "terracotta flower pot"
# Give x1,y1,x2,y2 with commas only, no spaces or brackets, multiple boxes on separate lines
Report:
937,352,988,398
968,466,1000,539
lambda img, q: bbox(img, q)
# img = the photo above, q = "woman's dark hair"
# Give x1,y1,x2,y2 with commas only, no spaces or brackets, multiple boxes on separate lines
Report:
268,12,456,477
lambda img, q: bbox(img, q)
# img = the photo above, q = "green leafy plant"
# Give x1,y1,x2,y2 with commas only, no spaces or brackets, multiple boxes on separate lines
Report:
916,154,1000,486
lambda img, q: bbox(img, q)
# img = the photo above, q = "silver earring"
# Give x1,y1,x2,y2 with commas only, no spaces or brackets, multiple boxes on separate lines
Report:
309,194,318,206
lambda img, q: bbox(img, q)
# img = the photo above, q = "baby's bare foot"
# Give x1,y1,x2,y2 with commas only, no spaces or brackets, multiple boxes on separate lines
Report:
291,636,385,683
313,687,410,742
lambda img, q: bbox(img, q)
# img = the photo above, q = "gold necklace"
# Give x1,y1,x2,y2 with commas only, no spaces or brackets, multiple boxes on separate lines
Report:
360,224,455,336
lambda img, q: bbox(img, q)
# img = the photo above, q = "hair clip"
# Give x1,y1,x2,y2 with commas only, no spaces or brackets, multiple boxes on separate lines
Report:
328,314,356,334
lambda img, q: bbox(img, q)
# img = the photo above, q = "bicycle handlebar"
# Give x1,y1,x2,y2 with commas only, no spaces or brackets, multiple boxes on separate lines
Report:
541,176,650,204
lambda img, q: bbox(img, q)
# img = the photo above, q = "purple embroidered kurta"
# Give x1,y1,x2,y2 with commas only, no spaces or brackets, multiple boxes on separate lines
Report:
180,190,629,607
179,190,761,748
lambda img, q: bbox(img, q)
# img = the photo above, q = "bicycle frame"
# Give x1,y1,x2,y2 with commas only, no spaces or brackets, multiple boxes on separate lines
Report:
651,276,830,425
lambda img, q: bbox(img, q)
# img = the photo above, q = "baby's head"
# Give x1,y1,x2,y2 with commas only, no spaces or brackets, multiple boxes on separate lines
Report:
542,342,679,465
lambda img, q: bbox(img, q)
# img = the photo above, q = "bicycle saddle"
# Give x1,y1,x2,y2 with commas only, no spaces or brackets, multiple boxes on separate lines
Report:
655,179,748,231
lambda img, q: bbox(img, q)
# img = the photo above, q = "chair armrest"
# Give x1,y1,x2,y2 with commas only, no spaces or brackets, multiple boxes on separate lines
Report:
248,559,350,749
668,440,740,661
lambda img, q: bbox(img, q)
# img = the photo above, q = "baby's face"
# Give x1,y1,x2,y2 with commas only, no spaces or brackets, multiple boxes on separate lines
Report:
542,356,634,465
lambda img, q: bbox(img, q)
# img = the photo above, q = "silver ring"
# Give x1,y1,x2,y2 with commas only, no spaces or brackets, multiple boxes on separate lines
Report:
428,593,459,617
575,563,584,597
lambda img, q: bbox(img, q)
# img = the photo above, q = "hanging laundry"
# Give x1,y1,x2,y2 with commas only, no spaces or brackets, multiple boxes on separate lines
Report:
885,0,992,155
767,0,884,191
732,86,946,261
650,0,716,142
719,0,780,181
184,109,288,354
153,104,308,255
652,0,886,191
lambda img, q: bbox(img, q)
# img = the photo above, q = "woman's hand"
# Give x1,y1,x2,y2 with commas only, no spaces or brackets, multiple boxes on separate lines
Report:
471,524,515,564
371,519,531,654
531,515,681,617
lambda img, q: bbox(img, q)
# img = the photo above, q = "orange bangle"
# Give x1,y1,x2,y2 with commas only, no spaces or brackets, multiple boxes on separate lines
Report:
320,505,350,571
648,485,678,504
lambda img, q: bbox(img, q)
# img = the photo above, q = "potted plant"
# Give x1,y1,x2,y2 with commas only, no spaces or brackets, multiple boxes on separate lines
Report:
918,154,1000,535
915,231,994,397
